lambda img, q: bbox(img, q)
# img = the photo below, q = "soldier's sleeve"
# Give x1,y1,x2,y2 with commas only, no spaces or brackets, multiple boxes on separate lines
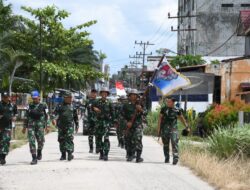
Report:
109,101,115,121
23,105,30,128
73,107,79,129
13,104,18,116
121,103,129,121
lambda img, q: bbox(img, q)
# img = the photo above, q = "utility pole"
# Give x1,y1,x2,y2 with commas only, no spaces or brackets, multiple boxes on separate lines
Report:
39,16,43,101
134,41,154,71
129,54,143,88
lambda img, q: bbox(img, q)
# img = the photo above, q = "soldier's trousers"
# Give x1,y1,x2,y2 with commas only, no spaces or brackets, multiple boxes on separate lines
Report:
126,127,143,156
27,122,45,155
58,125,74,153
0,128,11,155
162,131,179,160
88,125,96,149
96,124,110,156
116,126,124,146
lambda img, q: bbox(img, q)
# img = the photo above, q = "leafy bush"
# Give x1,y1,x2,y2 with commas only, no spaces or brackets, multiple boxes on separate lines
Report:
144,110,160,136
208,125,250,159
204,101,250,133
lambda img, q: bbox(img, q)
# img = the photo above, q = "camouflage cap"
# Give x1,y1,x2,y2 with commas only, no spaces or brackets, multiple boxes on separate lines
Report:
128,89,139,96
100,87,110,95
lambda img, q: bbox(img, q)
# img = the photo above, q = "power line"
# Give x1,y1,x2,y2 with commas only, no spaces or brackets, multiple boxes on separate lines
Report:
206,32,237,56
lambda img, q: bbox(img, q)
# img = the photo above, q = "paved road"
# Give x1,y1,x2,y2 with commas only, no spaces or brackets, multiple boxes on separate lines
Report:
0,132,214,190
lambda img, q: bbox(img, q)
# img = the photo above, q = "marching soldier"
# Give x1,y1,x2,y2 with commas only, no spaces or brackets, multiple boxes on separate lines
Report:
85,89,98,153
22,90,49,165
114,96,126,149
122,89,147,163
92,87,114,161
0,92,17,165
157,97,189,165
52,92,79,161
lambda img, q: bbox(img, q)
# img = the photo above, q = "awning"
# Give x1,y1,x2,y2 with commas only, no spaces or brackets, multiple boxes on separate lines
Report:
240,83,250,90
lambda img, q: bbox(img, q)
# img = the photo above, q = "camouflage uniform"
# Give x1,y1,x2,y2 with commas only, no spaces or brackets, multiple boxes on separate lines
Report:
122,101,147,162
93,98,114,159
25,102,48,155
116,102,126,148
54,103,79,156
160,106,181,162
85,98,97,152
0,100,17,164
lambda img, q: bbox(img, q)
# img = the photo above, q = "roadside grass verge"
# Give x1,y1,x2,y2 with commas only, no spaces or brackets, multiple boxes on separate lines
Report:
180,142,250,190
10,121,57,151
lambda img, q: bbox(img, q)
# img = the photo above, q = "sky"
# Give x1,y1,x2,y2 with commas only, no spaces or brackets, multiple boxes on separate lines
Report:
7,0,178,75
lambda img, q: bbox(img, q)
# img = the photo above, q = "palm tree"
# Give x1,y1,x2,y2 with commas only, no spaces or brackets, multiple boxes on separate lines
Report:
0,48,29,94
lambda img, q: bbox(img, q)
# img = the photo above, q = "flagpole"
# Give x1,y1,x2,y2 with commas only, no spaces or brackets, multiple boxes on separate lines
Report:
149,53,166,85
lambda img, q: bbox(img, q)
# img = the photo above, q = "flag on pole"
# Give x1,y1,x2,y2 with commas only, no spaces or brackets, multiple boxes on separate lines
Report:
152,60,191,96
115,81,127,96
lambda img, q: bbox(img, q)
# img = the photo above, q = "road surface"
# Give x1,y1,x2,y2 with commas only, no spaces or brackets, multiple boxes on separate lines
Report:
0,132,214,190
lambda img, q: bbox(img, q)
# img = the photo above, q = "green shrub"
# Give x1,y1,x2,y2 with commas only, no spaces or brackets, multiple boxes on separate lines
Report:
144,110,160,136
204,101,250,133
207,124,250,159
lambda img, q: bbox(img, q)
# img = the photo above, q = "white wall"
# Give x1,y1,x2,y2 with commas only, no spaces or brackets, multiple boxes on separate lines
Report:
151,101,211,113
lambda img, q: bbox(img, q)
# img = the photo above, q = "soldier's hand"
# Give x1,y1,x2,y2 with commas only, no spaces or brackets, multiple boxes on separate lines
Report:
136,105,143,112
12,116,17,122
52,120,56,126
93,107,101,113
22,128,26,134
75,127,79,133
45,127,50,134
127,121,132,129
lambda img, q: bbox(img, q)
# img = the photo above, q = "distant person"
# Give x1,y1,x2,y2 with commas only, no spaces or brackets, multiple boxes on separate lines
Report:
52,92,79,161
0,92,17,165
22,90,50,165
157,97,189,165
92,87,114,161
85,89,98,153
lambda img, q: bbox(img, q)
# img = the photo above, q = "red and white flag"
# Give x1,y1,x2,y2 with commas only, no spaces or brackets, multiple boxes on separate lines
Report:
115,81,126,96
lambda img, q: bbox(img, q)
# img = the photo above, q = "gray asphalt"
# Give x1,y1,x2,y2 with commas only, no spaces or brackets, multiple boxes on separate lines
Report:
0,131,214,190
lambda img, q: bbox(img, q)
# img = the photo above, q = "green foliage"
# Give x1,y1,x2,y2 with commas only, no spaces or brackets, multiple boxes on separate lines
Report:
0,2,105,93
144,110,160,136
208,125,250,159
170,55,206,68
204,101,250,133
211,59,220,65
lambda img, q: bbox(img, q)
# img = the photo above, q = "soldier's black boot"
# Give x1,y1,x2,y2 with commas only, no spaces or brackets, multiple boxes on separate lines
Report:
99,150,104,160
126,151,133,162
136,150,144,163
60,152,66,160
67,151,74,161
30,154,37,165
165,155,170,163
0,154,6,165
173,159,178,165
89,145,94,153
103,154,108,161
96,147,100,154
37,150,42,160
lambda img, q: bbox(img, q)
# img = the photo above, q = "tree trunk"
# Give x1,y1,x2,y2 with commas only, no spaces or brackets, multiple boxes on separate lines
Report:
9,61,23,95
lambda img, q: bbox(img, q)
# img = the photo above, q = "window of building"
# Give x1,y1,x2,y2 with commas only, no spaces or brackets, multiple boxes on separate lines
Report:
192,0,195,11
241,4,250,7
221,4,234,8
184,0,186,12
